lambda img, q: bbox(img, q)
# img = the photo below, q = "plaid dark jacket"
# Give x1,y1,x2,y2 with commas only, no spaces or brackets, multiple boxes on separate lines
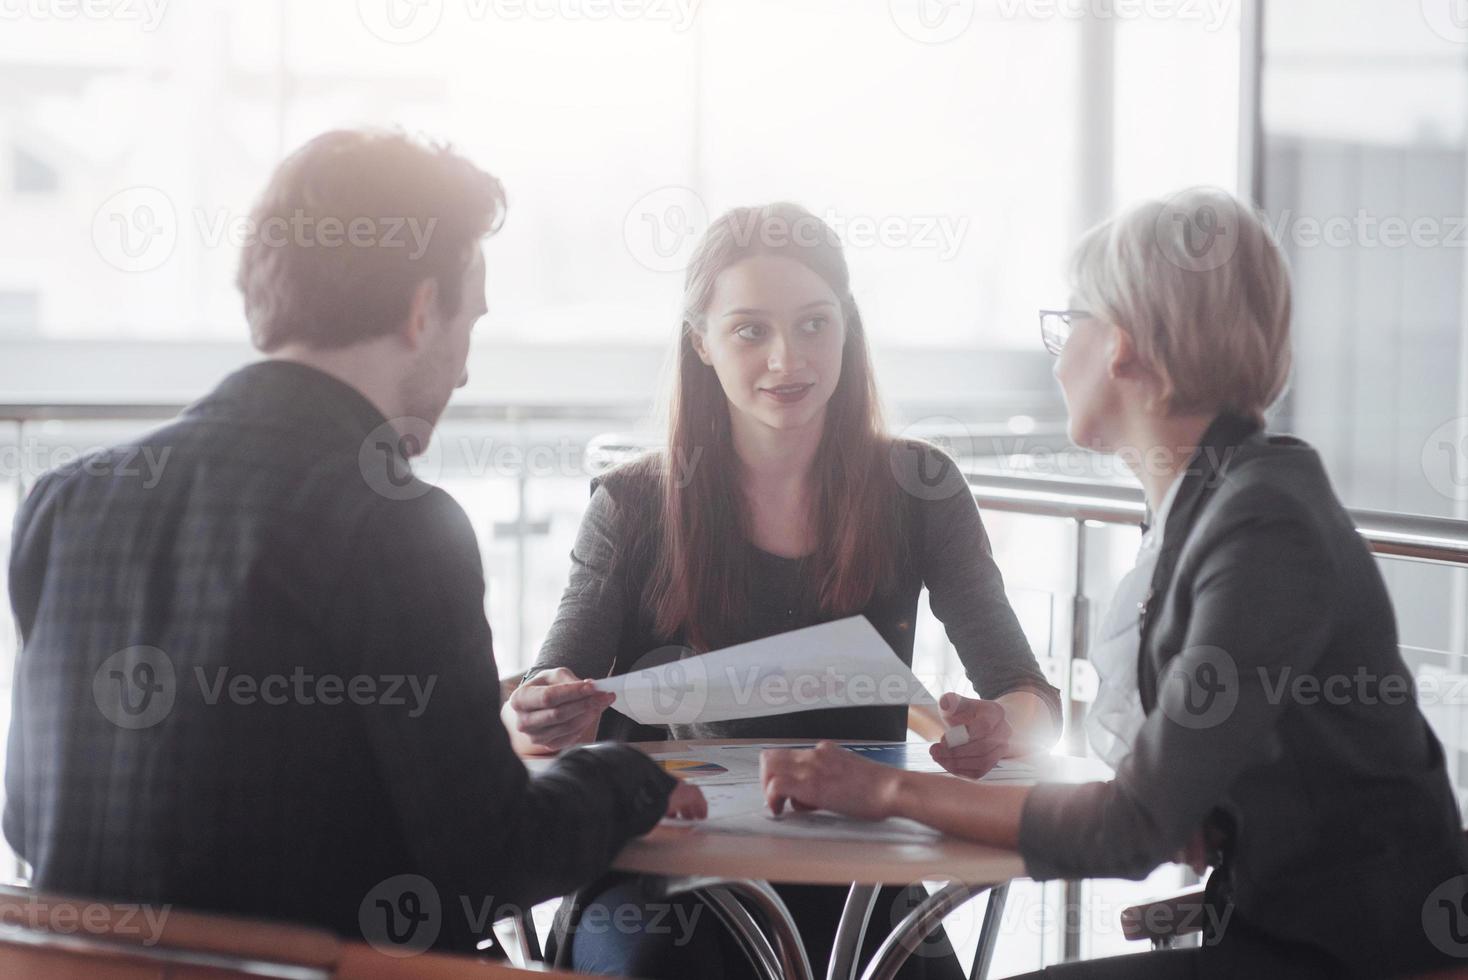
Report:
5,360,673,954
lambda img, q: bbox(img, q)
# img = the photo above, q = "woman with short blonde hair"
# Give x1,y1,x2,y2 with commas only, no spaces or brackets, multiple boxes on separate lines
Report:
1069,186,1292,422
763,187,1468,978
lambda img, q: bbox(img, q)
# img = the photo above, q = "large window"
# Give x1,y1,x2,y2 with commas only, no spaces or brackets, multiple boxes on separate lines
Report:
1263,0,1468,520
2,0,1242,357
1260,0,1468,820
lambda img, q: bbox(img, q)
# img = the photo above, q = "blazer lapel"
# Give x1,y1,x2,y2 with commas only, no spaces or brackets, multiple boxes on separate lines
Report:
1135,412,1263,708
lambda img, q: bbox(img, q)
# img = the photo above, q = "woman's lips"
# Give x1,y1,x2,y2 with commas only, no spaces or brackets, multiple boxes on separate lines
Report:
760,383,814,404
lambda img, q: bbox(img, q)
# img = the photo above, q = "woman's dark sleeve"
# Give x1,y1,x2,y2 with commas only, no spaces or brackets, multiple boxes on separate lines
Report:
903,442,1063,728
527,484,629,684
1018,487,1335,880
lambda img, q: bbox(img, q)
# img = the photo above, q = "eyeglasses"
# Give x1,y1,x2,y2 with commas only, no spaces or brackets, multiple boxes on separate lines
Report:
1038,309,1094,355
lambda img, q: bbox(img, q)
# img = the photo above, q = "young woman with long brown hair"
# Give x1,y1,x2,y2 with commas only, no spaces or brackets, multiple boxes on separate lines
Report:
505,203,1061,979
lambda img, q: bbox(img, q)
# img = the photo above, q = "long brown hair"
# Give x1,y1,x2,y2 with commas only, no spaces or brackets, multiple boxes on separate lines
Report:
645,203,904,651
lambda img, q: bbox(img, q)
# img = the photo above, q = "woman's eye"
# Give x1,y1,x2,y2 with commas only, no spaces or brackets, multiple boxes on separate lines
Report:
735,323,766,341
800,316,827,334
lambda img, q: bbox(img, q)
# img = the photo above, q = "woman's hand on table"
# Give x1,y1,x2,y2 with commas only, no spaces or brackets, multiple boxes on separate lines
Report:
759,741,905,821
665,781,708,821
929,690,1058,778
761,741,1034,848
506,667,615,754
928,692,1013,778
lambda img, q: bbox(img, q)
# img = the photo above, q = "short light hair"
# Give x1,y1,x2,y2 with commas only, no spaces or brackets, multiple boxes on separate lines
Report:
1069,186,1292,422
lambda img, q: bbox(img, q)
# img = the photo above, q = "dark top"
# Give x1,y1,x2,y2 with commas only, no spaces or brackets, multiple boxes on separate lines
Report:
529,443,1062,742
5,361,675,955
1019,413,1468,977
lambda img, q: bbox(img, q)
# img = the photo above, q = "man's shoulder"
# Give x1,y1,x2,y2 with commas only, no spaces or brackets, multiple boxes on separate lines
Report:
18,413,456,556
21,420,192,508
350,484,481,567
27,412,357,499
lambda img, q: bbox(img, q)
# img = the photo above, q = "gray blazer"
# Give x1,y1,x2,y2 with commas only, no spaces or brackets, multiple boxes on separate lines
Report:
530,443,1061,743
1019,413,1468,976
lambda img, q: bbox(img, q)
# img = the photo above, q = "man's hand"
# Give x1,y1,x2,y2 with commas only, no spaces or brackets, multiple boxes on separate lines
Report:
665,782,708,821
507,667,615,754
929,692,1012,778
760,742,905,821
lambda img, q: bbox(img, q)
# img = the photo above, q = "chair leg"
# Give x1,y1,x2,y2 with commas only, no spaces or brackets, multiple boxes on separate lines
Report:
509,907,543,964
969,883,1010,980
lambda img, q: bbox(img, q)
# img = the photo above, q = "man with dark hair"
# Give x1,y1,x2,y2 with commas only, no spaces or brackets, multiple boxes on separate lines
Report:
5,128,703,957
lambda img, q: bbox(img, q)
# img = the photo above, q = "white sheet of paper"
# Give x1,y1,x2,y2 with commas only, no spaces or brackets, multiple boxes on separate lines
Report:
592,616,937,726
974,760,1042,782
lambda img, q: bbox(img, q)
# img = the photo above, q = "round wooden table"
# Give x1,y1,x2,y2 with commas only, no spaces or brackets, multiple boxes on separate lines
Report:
599,740,1109,980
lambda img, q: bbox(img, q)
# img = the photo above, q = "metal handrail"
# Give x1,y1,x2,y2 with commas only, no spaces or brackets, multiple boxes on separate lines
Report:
964,470,1468,568
966,470,1147,524
1349,509,1468,565
1,403,1465,566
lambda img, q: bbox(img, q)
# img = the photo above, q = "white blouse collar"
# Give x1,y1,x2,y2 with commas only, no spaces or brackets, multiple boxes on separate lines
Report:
1140,472,1186,553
